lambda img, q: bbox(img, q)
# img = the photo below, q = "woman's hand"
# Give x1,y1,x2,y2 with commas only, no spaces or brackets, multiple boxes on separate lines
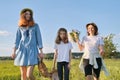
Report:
11,53,16,59
76,39,80,44
38,53,44,59
11,48,16,59
100,49,104,56
99,45,104,56
38,48,44,59
74,33,80,43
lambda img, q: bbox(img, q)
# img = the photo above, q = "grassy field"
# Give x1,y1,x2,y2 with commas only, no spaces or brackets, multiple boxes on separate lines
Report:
0,59,120,80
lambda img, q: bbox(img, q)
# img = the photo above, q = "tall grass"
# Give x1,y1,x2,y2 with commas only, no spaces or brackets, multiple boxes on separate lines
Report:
0,59,120,80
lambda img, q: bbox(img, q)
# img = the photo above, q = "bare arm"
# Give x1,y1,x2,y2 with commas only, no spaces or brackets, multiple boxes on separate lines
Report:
39,48,43,53
11,28,21,59
53,49,58,69
11,47,17,59
68,49,72,69
76,40,84,51
99,45,104,56
38,48,44,59
69,50,72,64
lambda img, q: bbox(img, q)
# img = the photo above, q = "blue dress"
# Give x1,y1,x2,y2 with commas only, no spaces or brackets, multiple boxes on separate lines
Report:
14,23,43,66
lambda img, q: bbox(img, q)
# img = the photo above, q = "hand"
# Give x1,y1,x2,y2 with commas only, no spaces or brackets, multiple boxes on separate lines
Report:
76,39,80,43
74,34,79,43
68,63,71,70
74,33,79,42
52,66,55,70
38,53,44,59
100,49,104,56
11,53,16,59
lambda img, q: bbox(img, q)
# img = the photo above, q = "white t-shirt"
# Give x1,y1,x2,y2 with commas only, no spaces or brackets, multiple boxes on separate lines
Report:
54,41,73,62
81,36,104,59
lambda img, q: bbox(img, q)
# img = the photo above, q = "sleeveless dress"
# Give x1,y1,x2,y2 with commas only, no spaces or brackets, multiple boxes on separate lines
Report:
14,23,43,66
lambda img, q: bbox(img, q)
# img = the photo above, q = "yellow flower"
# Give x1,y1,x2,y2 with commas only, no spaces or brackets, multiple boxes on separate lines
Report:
69,30,80,42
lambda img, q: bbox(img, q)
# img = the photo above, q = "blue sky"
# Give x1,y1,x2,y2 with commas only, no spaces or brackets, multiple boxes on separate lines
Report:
0,0,120,56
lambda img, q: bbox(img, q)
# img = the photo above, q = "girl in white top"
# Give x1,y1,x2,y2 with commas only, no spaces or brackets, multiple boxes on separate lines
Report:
76,23,109,80
53,28,73,80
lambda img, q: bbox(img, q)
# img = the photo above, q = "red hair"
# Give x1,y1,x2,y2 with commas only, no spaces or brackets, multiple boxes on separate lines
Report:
18,8,35,27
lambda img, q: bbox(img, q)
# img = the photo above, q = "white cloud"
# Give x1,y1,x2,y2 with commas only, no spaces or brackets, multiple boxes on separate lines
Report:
0,30,11,36
118,33,120,36
114,33,120,39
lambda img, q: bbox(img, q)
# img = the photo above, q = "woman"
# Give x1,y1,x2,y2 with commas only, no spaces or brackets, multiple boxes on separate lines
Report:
11,8,44,80
76,23,109,80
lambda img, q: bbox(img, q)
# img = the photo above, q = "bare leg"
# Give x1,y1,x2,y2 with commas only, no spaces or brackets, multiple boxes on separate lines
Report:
93,68,100,80
86,75,93,80
27,66,35,80
20,66,27,80
93,77,99,80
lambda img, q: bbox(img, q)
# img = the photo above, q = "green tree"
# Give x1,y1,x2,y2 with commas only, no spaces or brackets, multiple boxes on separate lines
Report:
103,34,117,58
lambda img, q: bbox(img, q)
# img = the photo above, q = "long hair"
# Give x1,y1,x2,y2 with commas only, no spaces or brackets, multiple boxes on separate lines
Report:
55,28,69,44
86,22,98,36
18,8,35,27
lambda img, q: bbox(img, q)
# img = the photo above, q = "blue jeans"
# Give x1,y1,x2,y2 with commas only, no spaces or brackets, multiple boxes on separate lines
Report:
57,62,69,80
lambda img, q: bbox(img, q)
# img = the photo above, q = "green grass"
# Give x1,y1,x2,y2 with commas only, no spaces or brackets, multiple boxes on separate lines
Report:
0,59,120,80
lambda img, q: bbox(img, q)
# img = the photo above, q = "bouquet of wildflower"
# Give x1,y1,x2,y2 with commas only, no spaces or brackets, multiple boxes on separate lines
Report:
69,29,80,42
